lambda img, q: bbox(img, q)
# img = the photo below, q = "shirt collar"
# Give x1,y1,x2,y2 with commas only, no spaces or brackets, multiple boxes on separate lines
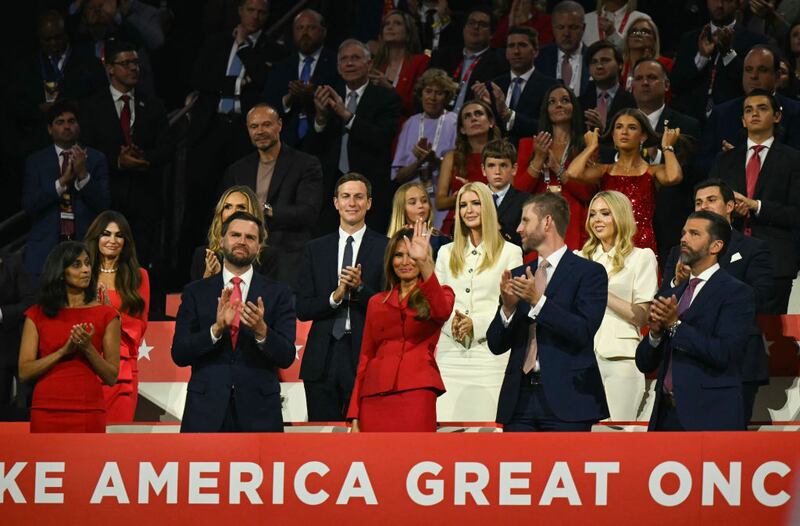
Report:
492,183,512,200
692,262,720,282
558,43,583,60
603,4,629,17
221,264,254,290
597,84,619,99
464,46,489,59
511,66,535,82
54,144,69,157
710,20,736,33
339,224,367,243
346,81,369,100
109,84,134,102
539,244,568,270
642,104,666,129
299,47,323,63
247,30,262,45
747,136,774,150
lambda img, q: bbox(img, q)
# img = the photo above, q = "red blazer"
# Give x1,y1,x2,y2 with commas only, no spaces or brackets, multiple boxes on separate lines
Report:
386,53,430,117
347,273,455,419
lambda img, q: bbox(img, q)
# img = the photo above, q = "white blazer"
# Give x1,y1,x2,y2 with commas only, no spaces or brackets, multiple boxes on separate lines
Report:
580,246,658,358
435,240,523,349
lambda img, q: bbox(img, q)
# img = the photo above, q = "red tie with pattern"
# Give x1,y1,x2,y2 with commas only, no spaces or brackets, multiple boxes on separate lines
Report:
120,94,132,146
230,276,243,349
744,144,765,236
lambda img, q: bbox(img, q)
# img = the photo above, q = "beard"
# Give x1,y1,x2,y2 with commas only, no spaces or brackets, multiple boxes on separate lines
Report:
679,245,707,267
222,246,257,267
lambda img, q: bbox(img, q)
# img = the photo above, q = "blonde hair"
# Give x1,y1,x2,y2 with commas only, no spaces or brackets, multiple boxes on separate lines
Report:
207,186,264,260
580,190,636,276
623,17,661,63
449,182,504,277
387,182,435,237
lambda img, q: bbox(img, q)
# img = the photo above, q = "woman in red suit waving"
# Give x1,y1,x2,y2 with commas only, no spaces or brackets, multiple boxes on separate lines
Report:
349,219,455,432
18,241,120,432
85,211,149,422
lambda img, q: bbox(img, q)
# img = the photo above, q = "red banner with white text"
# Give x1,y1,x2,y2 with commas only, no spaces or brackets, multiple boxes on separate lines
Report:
1,433,798,525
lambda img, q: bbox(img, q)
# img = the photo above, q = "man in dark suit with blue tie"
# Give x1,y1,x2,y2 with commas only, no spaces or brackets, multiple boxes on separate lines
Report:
662,180,773,427
296,173,387,421
637,211,754,431
488,192,609,431
263,9,338,150
23,100,109,277
172,211,296,432
472,26,557,148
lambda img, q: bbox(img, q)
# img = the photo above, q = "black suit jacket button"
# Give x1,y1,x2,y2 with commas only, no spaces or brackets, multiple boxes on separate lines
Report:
466,288,470,293
472,250,477,255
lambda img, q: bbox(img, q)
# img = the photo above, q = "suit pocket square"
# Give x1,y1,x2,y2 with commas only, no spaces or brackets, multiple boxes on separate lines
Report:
730,252,742,263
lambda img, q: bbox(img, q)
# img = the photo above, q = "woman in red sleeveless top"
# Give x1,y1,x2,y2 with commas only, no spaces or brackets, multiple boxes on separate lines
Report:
515,85,597,251
435,99,500,236
85,211,149,422
18,242,120,433
563,109,682,255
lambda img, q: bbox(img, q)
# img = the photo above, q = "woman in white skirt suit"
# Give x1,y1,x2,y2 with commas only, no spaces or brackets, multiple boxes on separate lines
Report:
434,182,523,422
577,190,658,422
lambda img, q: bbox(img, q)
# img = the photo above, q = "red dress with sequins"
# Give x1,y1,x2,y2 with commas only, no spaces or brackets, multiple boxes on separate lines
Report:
602,170,658,254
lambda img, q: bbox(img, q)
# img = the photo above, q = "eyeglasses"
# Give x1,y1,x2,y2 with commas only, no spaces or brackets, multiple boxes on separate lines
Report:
629,28,654,36
466,20,490,29
111,59,141,69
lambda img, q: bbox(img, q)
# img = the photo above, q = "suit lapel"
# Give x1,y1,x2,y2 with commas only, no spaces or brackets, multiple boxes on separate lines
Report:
543,249,575,297
679,270,723,322
267,147,289,202
102,91,125,145
327,232,341,290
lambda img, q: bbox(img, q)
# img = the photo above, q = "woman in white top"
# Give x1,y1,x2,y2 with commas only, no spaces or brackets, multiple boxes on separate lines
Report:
582,0,649,50
577,190,657,423
434,182,523,422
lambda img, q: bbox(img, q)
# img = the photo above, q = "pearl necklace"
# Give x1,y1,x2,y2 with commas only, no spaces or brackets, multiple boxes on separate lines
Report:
99,267,118,274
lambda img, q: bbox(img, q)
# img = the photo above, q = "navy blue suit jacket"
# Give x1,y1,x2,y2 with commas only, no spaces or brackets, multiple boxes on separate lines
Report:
695,94,800,176
534,44,591,97
636,268,754,430
172,271,296,432
662,230,773,385
487,250,609,424
295,229,387,382
492,70,557,146
263,49,339,147
22,145,109,275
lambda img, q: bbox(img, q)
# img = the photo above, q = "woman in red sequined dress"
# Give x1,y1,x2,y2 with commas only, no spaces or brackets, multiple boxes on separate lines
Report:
435,99,501,236
563,109,682,254
515,85,597,251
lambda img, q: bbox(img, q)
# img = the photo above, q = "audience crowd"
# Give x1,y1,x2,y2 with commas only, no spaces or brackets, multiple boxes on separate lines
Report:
1,0,799,433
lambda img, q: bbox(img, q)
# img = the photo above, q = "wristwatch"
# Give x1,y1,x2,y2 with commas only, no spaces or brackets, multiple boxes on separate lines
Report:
264,202,272,214
662,146,675,153
667,320,681,338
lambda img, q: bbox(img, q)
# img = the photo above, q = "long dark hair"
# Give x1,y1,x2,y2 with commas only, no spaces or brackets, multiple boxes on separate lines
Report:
538,83,586,158
84,210,145,316
382,229,431,320
601,107,660,147
38,241,97,318
454,99,501,177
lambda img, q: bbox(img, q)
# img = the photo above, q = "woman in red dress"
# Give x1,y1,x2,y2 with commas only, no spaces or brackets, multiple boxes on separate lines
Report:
516,85,597,251
435,99,500,236
370,10,430,118
85,211,149,422
18,241,120,432
349,220,455,432
563,108,682,254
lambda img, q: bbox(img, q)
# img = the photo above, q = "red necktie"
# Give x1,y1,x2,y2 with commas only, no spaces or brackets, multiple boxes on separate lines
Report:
59,151,75,239
561,53,573,87
744,145,765,236
120,94,132,146
229,276,243,349
597,90,609,125
664,277,702,393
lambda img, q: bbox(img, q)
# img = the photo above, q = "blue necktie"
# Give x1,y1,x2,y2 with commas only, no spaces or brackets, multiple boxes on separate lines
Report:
453,54,476,113
297,55,315,139
510,77,523,110
219,42,245,114
492,193,499,208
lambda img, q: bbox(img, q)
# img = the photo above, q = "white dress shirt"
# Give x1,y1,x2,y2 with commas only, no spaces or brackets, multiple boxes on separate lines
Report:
492,183,512,207
557,45,584,95
329,224,367,312
53,144,91,195
694,21,737,70
109,84,136,127
504,66,535,131
220,30,262,114
209,264,256,343
314,81,368,132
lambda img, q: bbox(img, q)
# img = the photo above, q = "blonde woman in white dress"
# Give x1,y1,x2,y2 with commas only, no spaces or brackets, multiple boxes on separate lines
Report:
577,190,657,423
434,182,523,422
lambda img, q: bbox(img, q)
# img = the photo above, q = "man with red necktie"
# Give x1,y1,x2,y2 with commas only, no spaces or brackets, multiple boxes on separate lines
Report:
172,211,296,432
79,40,170,270
637,210,754,431
710,89,800,314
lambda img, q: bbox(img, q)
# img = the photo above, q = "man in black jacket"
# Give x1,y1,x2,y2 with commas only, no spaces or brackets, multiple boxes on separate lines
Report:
221,104,323,288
